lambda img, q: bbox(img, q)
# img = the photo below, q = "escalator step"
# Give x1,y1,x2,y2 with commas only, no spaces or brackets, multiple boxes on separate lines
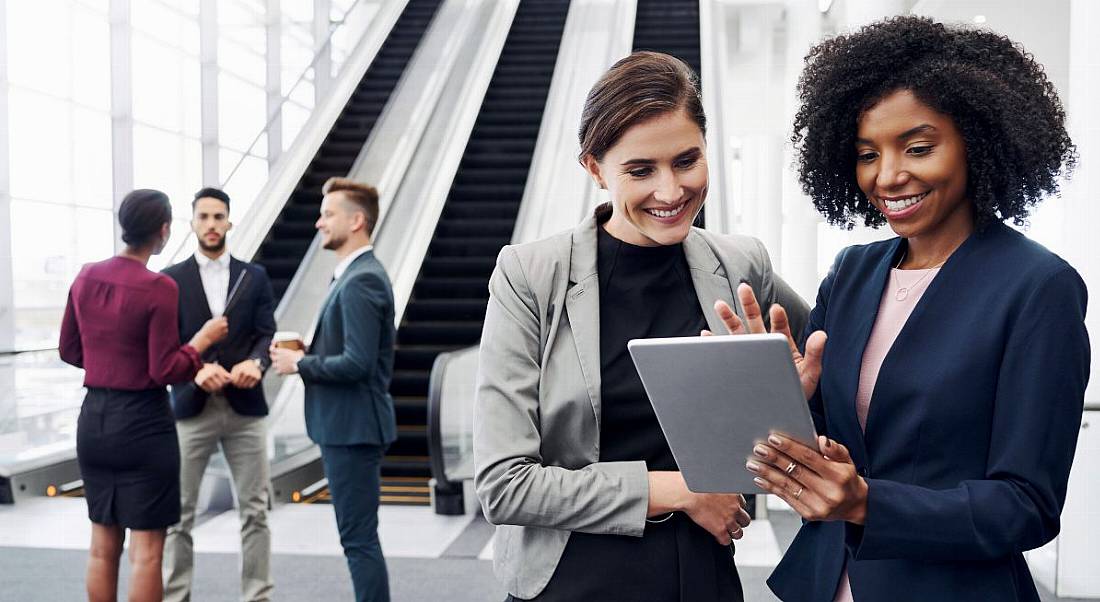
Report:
427,238,511,258
435,219,516,237
421,256,497,276
442,201,519,220
449,184,526,201
395,345,464,370
391,369,431,396
398,321,485,345
404,298,489,321
414,276,492,298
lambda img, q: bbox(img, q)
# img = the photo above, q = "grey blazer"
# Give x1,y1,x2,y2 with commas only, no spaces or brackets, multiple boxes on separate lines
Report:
474,207,809,599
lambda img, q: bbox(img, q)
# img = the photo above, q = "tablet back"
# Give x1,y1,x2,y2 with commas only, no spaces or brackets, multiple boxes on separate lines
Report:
628,333,817,493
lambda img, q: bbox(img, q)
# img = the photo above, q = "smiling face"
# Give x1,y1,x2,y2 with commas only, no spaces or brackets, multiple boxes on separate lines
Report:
855,89,973,247
583,109,707,247
191,197,231,254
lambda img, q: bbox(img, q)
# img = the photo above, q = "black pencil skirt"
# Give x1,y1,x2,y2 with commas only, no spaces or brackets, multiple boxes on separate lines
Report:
76,387,180,530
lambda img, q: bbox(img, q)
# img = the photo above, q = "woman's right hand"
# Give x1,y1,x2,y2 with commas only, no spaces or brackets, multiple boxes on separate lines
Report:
708,283,827,400
648,471,751,545
190,316,229,352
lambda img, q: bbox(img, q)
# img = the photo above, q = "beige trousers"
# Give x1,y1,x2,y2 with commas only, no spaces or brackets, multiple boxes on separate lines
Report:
163,393,273,602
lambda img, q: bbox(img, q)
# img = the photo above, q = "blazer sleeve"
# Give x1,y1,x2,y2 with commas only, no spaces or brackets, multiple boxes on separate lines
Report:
754,237,810,347
147,278,203,385
848,265,1090,562
801,248,847,434
297,272,384,384
473,246,650,537
59,286,83,368
248,266,277,369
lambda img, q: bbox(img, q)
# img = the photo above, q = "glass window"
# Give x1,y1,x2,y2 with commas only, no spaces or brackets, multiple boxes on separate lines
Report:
8,89,74,203
6,0,72,98
72,5,111,110
71,108,113,209
220,150,269,219
10,200,79,350
218,73,268,155
132,35,189,132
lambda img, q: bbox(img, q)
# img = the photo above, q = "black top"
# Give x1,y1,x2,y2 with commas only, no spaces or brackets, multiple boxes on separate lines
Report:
596,226,706,468
519,227,742,602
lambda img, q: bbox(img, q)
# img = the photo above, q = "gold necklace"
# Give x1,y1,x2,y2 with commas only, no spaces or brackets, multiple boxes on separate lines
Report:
892,251,945,301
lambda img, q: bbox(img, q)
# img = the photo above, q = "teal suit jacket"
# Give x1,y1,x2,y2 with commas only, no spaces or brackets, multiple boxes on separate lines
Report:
298,249,398,447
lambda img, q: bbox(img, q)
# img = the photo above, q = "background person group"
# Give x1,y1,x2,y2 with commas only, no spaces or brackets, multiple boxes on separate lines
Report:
60,179,396,602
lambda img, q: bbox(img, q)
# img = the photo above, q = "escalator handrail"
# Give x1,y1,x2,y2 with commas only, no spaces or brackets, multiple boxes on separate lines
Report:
427,349,462,493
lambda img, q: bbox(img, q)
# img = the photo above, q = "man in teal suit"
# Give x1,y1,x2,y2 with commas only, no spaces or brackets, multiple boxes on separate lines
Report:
271,178,397,602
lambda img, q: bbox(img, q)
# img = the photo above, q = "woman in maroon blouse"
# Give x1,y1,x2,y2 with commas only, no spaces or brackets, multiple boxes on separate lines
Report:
60,189,228,602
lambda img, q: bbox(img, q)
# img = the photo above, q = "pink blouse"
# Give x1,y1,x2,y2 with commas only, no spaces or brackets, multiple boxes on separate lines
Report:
834,264,941,601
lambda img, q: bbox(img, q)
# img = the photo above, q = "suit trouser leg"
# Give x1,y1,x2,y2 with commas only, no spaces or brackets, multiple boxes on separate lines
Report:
164,400,223,602
222,407,273,602
320,443,389,602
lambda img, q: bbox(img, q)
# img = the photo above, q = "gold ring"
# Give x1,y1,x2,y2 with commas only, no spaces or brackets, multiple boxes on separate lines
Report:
793,486,804,499
785,462,798,475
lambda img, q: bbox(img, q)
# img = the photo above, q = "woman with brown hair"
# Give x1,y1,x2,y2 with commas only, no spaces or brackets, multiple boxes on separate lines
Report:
473,51,807,601
60,189,228,602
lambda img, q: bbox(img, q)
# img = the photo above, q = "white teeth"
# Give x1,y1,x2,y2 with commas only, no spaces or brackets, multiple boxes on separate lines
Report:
883,192,929,211
646,203,686,219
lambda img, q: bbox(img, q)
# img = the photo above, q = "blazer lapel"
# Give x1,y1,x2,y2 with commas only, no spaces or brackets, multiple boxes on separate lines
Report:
311,251,371,342
682,230,736,333
185,256,214,322
862,227,983,440
833,238,901,465
565,218,603,431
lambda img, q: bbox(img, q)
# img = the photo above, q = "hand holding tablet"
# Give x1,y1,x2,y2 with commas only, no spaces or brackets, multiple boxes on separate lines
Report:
629,333,818,493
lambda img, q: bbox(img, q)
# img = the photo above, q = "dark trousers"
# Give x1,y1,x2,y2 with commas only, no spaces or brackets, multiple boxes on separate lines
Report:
320,443,389,602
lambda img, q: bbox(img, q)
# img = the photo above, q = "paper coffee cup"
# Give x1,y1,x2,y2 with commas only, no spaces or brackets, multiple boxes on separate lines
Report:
273,331,304,351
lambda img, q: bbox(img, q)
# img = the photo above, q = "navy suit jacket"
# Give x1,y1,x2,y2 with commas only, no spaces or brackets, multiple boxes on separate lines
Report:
163,255,276,419
769,222,1090,602
298,249,397,447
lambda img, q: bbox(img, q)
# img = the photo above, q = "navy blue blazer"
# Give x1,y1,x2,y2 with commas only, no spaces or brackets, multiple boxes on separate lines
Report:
163,255,276,419
769,222,1090,601
298,249,397,447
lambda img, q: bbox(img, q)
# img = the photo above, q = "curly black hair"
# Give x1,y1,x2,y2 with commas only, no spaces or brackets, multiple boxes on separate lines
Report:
791,15,1075,229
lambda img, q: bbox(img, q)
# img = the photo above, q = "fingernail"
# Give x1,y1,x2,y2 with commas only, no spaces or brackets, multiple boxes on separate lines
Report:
768,435,782,447
745,460,761,473
752,445,768,458
753,477,767,488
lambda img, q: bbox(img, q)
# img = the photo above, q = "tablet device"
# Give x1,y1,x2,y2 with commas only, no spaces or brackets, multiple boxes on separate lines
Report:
628,333,818,493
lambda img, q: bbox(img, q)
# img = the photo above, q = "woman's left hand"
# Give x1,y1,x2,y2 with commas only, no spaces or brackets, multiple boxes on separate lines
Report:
746,434,868,524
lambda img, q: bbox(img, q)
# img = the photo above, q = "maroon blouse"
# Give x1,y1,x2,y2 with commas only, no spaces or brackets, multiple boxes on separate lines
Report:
59,255,202,390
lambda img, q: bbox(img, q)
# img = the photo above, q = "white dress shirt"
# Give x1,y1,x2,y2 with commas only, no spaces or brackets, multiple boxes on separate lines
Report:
195,251,231,316
331,244,373,283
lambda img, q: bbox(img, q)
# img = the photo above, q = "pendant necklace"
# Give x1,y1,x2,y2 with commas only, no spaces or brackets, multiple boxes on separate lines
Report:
893,251,946,301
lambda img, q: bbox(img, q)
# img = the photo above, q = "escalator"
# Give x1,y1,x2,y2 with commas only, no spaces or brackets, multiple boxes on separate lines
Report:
255,0,444,301
632,0,701,78
383,0,572,505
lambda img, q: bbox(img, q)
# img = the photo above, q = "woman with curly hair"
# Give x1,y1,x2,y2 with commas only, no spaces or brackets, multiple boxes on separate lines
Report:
718,15,1089,601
